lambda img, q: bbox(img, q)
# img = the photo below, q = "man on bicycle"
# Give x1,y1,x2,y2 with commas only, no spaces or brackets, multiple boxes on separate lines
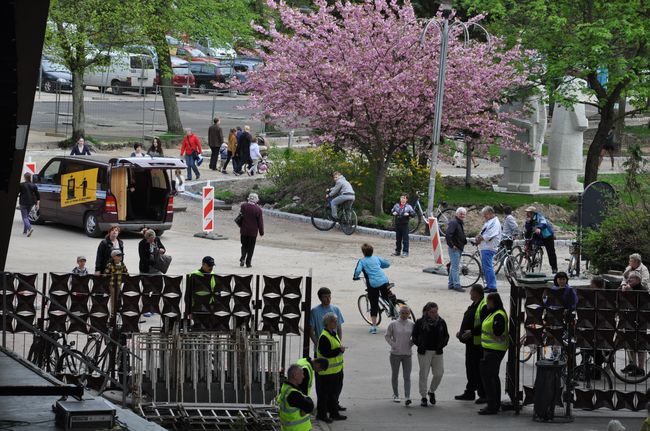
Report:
524,206,558,273
327,171,355,220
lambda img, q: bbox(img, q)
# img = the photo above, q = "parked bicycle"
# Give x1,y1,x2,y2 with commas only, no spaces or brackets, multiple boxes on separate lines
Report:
518,238,545,274
357,282,414,326
407,191,454,236
456,239,521,288
310,197,357,235
27,328,65,374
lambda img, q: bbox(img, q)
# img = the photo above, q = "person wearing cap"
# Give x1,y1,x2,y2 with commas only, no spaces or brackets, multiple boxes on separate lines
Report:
185,256,216,321
623,253,650,290
524,206,558,273
239,193,264,268
72,256,88,276
104,249,128,299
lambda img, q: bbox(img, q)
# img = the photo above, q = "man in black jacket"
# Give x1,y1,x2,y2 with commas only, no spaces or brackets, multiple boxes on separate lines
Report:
234,125,252,175
18,173,40,237
411,302,449,407
208,117,223,170
455,284,488,402
446,207,468,292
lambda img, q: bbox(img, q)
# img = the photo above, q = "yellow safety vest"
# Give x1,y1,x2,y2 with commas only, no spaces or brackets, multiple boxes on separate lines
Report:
276,383,312,431
190,270,216,305
296,358,314,395
473,298,487,346
481,309,508,352
317,330,344,375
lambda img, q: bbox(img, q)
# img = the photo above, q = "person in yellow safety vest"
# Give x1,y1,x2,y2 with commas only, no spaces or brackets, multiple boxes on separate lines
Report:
315,312,347,423
295,357,328,397
455,284,488,403
276,363,314,431
185,256,216,321
478,292,508,415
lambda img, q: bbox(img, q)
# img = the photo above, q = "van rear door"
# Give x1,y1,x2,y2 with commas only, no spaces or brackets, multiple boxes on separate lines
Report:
129,55,156,89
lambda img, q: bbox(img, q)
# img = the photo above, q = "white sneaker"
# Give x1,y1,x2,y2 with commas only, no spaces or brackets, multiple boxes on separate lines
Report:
393,395,401,403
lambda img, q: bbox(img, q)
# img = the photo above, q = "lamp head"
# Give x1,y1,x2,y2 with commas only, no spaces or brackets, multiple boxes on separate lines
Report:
440,0,452,18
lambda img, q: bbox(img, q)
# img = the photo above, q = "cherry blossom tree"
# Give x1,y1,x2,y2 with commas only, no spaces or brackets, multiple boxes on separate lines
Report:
245,0,530,214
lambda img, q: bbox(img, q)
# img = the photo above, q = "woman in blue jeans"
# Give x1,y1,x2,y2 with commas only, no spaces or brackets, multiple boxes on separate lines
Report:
475,206,501,293
446,207,467,291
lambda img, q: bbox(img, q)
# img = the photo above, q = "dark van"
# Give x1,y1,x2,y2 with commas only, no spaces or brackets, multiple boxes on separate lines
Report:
31,156,186,237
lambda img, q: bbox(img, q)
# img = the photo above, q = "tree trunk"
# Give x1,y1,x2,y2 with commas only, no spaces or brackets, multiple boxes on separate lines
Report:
71,69,85,141
584,102,616,186
152,33,183,134
371,160,387,215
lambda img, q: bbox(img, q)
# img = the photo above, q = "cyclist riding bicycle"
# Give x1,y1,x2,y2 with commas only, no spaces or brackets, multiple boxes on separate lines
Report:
327,171,355,220
353,243,391,334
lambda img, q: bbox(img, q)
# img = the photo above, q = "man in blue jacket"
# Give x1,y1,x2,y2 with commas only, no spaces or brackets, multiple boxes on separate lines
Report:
524,206,558,273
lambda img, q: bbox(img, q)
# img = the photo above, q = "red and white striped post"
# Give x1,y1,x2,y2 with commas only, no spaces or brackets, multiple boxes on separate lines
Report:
22,157,36,177
202,183,214,232
428,216,445,266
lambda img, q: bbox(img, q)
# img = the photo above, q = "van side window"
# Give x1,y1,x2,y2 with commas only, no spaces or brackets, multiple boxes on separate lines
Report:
41,160,61,184
150,169,167,189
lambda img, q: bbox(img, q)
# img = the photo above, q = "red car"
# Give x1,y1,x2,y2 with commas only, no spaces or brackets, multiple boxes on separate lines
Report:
153,66,196,90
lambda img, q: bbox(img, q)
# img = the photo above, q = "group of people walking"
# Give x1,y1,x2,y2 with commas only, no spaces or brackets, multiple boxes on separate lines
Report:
207,119,264,177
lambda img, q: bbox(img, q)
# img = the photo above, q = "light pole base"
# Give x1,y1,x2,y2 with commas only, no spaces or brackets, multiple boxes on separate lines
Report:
422,265,448,276
193,232,228,240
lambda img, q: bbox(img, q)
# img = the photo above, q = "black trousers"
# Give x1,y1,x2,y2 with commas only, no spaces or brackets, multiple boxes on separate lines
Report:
395,224,410,254
367,283,390,317
315,371,343,418
240,235,257,265
222,151,233,170
465,343,484,397
542,236,558,271
480,349,506,412
209,147,219,170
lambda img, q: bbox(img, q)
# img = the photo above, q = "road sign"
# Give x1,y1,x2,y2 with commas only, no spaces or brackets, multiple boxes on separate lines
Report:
22,161,36,176
202,184,214,232
60,168,98,208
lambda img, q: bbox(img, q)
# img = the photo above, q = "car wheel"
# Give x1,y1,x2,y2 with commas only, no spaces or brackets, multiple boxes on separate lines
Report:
43,80,53,93
83,212,103,238
111,80,123,95
154,230,164,237
198,83,207,94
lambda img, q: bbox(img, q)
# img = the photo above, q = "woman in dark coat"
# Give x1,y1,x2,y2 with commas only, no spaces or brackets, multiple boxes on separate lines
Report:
138,229,166,273
239,193,264,268
94,225,124,274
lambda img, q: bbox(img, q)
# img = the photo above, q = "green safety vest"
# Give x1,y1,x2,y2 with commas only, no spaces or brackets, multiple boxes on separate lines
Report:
481,309,508,352
317,330,344,375
190,270,216,305
296,358,314,395
276,383,312,431
473,298,487,346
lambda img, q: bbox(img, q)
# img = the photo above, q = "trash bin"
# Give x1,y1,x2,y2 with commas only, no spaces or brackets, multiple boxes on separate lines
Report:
533,359,564,422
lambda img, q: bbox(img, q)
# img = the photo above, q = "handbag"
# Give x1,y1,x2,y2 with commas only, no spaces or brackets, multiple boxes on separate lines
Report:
196,153,204,166
234,212,243,227
153,253,172,274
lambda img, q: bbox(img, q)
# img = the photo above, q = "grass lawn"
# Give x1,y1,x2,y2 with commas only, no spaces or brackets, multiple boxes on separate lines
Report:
488,144,549,158
539,173,626,188
625,125,650,137
441,186,576,211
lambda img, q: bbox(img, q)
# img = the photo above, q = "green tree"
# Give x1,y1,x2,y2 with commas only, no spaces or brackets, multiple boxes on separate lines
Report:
140,0,257,134
46,0,143,141
463,0,650,186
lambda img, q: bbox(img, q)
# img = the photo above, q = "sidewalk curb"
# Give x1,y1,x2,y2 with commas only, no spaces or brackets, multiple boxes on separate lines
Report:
181,190,576,246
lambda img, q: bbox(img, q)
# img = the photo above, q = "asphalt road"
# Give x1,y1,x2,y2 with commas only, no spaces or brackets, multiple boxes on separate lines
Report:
30,90,265,139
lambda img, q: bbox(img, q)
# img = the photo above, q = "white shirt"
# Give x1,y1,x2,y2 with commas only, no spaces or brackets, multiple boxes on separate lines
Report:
479,216,502,252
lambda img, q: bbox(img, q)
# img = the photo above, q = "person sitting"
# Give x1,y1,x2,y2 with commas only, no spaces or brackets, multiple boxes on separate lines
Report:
623,253,650,290
622,271,645,291
620,270,648,377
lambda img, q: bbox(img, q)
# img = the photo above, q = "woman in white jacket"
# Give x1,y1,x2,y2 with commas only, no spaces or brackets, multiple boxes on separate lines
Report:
385,305,415,405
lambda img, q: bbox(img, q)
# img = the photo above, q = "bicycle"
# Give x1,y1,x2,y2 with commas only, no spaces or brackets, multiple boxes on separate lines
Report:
310,198,357,235
27,329,64,374
518,238,545,274
407,191,454,236
357,282,415,326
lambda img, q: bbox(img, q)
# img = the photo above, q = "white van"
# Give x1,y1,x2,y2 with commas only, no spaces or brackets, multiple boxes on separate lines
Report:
84,52,156,94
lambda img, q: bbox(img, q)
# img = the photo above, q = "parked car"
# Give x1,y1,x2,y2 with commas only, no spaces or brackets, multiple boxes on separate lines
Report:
207,45,237,59
30,156,185,237
40,58,73,93
84,52,156,94
188,62,232,93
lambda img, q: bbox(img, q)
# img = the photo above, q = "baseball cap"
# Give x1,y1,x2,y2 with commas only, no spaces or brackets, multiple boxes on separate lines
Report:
111,249,123,257
77,255,87,262
202,256,215,266
525,206,537,212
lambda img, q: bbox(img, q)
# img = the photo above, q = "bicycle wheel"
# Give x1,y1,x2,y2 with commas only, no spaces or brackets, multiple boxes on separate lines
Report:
519,334,534,363
504,255,520,285
531,248,544,273
56,349,87,384
608,349,650,384
311,205,336,231
408,211,422,234
437,209,453,238
340,209,357,235
459,253,482,288
567,255,577,277
493,249,505,275
574,364,613,390
357,294,382,326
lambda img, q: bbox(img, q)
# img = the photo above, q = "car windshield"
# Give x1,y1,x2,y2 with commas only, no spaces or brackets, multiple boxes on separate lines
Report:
42,59,69,73
173,67,191,76
189,48,206,57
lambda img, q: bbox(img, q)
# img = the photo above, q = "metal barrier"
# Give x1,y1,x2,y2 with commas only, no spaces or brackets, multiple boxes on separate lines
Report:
508,276,650,416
